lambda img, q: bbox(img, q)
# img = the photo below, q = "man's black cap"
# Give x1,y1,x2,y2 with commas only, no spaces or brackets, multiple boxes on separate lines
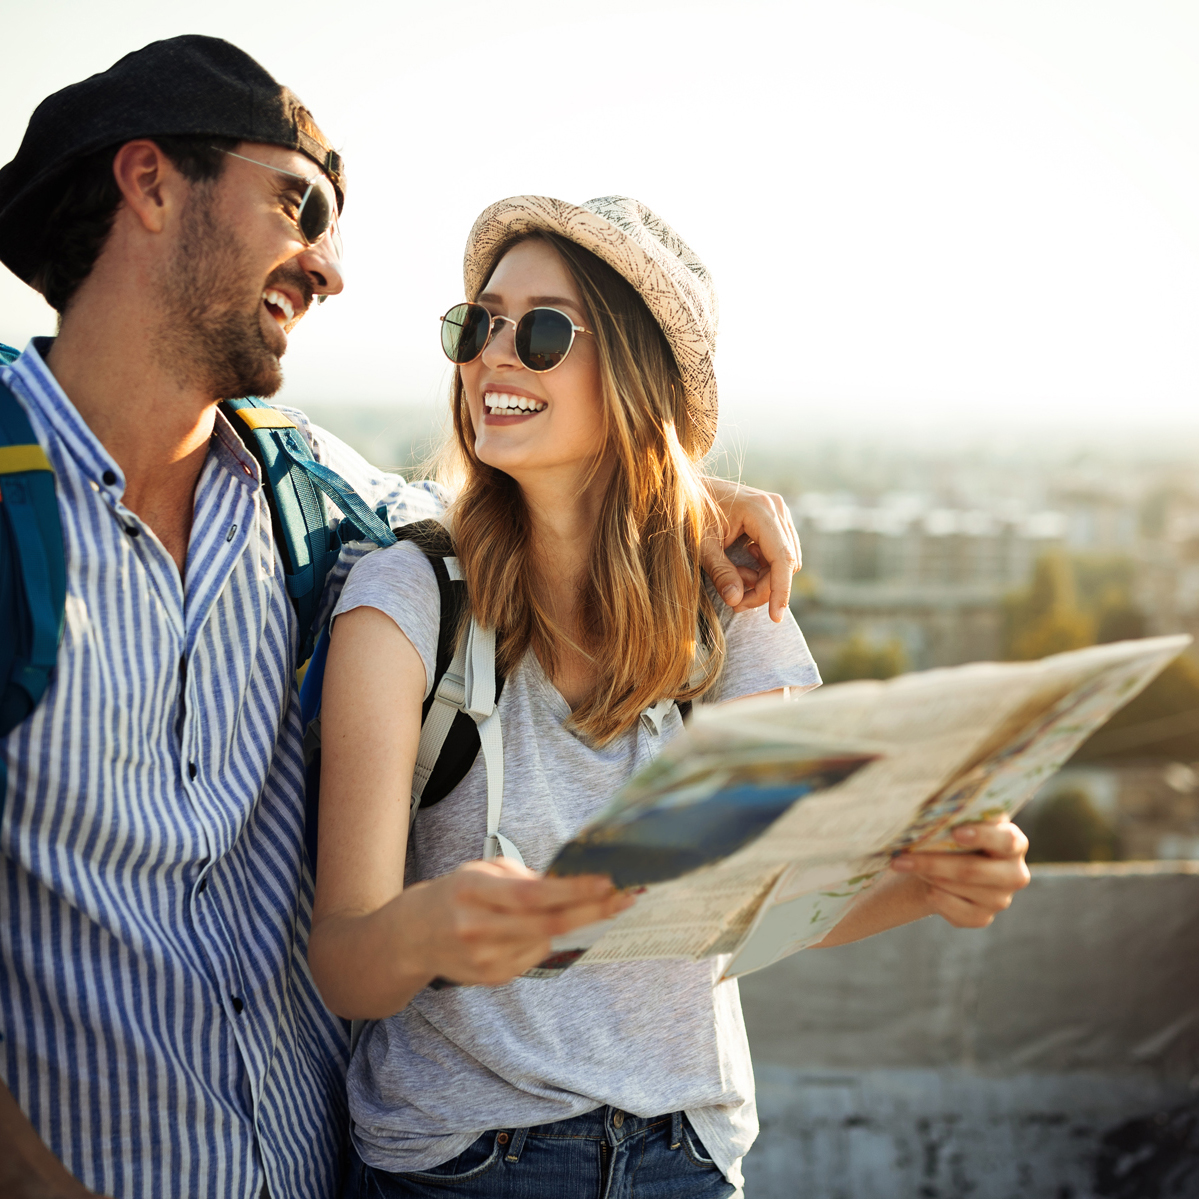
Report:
0,34,345,286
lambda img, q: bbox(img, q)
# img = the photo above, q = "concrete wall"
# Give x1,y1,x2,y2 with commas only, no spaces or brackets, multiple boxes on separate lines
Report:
740,863,1199,1198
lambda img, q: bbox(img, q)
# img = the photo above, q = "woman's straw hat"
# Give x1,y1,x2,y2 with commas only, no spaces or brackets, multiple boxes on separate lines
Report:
463,195,719,455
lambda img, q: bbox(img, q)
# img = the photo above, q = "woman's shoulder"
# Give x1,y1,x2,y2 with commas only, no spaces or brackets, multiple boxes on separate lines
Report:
335,537,444,624
347,536,440,587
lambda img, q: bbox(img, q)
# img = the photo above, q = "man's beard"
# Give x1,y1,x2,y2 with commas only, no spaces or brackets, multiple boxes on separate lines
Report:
152,191,294,400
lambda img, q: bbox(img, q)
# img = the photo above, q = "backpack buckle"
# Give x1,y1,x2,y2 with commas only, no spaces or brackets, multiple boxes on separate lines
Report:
436,670,467,710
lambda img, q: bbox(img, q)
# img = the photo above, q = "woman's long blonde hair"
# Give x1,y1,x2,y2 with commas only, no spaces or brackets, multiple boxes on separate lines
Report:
440,231,726,745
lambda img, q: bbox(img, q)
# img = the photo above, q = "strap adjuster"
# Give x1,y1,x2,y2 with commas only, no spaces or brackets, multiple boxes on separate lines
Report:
436,671,467,709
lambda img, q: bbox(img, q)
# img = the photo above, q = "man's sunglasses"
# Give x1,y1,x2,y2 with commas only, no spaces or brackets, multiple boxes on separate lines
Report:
440,302,593,373
215,148,342,256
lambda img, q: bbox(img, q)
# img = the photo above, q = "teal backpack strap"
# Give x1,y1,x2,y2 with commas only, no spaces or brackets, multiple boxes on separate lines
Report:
220,397,395,663
0,342,67,815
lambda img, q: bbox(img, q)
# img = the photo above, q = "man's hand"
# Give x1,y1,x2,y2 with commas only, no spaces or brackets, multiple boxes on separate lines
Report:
702,478,801,622
403,859,631,986
0,1082,103,1198
891,819,1032,927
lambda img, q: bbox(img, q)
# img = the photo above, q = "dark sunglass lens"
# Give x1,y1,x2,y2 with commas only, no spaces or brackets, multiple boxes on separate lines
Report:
441,304,492,364
299,185,333,244
516,308,574,371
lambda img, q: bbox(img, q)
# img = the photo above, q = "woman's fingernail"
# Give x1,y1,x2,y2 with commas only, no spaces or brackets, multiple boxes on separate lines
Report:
722,584,740,603
892,857,914,872
955,826,978,843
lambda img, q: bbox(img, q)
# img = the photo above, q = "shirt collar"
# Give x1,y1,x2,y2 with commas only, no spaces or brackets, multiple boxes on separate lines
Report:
10,337,126,496
8,336,262,496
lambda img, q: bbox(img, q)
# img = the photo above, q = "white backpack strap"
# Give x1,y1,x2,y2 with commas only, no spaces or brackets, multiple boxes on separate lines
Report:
409,612,523,867
410,629,470,818
640,697,676,735
460,620,523,868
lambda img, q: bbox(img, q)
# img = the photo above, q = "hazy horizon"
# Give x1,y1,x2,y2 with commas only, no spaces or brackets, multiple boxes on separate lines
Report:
2,0,1198,436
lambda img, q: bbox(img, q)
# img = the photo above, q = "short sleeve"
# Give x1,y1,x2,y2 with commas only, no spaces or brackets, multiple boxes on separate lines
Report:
331,542,442,701
704,587,822,705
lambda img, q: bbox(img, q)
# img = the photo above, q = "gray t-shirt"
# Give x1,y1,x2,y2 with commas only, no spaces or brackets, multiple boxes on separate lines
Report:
332,542,821,1189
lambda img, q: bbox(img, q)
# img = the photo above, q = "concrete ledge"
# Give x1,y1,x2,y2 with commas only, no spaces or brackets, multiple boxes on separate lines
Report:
740,864,1199,1197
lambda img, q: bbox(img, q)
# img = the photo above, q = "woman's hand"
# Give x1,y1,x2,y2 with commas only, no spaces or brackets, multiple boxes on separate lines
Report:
816,819,1032,947
400,858,631,987
891,819,1032,928
701,478,802,622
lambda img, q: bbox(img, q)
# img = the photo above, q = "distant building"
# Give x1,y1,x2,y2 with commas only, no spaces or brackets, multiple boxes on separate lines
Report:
790,492,1066,670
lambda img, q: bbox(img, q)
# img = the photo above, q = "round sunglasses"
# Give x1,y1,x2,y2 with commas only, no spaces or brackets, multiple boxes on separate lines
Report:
440,302,593,373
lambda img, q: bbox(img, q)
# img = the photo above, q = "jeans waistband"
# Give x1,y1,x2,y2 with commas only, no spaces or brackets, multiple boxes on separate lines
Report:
500,1107,684,1162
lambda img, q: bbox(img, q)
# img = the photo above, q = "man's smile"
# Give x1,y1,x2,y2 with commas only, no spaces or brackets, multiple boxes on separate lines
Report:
262,287,296,328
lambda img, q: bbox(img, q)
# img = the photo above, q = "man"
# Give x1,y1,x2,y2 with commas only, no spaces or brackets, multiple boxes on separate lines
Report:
0,35,823,1199
0,34,1031,1199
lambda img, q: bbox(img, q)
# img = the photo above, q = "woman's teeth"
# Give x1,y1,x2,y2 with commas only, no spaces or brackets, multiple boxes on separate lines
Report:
484,392,547,415
262,289,295,325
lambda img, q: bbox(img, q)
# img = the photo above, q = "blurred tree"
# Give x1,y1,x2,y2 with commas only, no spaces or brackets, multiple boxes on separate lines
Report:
1003,552,1095,660
1095,604,1147,643
1073,655,1199,762
824,634,907,684
1018,787,1117,863
1072,554,1147,643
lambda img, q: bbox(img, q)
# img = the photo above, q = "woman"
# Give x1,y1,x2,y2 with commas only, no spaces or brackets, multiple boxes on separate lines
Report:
309,196,1029,1198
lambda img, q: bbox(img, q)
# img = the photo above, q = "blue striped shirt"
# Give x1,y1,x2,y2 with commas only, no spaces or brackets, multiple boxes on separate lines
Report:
0,339,444,1198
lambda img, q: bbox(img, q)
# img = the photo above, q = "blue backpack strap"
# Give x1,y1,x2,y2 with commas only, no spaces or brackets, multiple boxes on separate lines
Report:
220,397,395,663
0,343,67,815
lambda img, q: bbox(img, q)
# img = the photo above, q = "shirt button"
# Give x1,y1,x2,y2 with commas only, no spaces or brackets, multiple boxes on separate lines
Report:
102,470,117,486
124,525,140,538
188,762,197,780
231,997,244,1014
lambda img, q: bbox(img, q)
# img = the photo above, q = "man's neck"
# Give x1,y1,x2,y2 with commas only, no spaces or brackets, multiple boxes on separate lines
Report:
46,301,218,578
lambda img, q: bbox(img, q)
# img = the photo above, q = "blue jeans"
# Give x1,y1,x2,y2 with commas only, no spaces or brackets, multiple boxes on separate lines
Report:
342,1107,736,1199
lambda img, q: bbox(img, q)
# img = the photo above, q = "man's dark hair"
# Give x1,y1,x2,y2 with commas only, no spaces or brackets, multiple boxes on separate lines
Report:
34,135,237,314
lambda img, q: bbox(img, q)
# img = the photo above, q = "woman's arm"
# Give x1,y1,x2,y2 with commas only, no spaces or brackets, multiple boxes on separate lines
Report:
815,821,1032,948
308,605,630,1019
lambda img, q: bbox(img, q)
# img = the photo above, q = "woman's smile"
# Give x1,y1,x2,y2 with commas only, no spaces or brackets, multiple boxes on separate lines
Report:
482,387,548,421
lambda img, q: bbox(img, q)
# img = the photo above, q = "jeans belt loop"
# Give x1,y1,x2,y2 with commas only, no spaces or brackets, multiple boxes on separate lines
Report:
506,1126,529,1162
670,1111,683,1150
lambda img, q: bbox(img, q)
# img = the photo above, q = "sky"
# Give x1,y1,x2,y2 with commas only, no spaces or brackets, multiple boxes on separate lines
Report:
1,0,1198,442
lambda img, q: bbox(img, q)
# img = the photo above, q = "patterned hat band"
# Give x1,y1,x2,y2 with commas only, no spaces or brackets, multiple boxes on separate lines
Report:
462,196,719,456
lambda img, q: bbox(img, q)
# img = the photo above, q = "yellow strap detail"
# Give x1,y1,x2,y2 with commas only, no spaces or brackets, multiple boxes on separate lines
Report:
0,444,53,475
232,407,297,431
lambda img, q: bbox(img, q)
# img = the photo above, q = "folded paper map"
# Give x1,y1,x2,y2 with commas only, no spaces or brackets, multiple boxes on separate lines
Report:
540,635,1189,980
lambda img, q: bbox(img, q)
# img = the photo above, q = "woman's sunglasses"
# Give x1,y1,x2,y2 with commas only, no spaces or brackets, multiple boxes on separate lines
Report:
440,302,593,373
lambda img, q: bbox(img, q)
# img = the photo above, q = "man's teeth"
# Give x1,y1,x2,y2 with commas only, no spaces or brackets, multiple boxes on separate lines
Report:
484,392,547,414
262,289,295,323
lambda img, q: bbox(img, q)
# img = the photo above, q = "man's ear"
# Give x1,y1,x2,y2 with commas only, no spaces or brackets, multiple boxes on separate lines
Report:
111,140,183,235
